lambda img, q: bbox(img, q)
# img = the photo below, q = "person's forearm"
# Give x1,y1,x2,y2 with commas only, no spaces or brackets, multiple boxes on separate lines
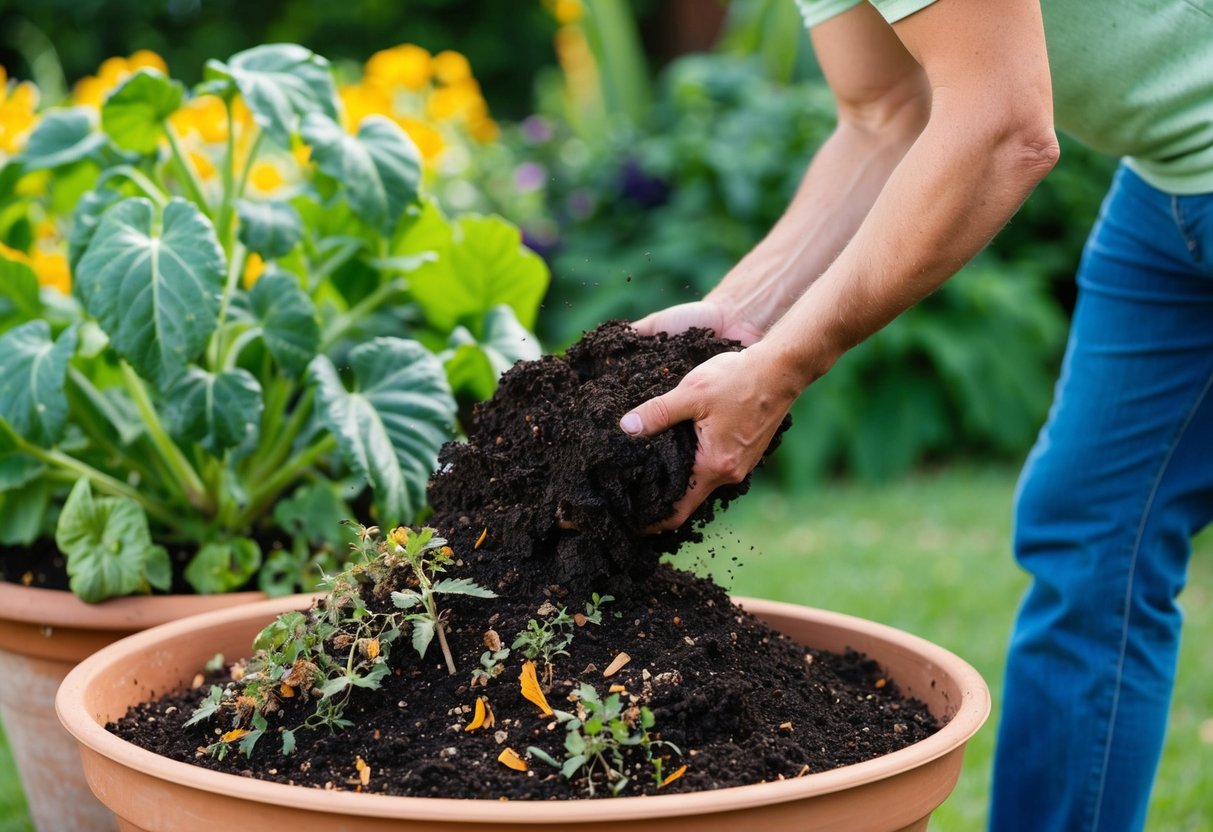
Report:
706,101,927,333
755,102,1059,393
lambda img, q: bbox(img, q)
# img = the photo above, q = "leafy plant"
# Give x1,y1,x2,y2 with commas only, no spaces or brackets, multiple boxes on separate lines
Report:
186,522,495,758
527,682,680,797
389,526,496,674
0,43,548,601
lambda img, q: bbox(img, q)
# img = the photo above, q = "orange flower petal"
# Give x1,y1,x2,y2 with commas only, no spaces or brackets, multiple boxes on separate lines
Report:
465,696,490,731
603,651,630,678
279,683,295,698
474,528,488,550
498,747,528,771
356,755,371,786
221,728,249,743
519,660,553,715
660,764,687,788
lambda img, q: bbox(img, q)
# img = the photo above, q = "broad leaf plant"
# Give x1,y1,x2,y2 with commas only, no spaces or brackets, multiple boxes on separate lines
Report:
0,44,548,601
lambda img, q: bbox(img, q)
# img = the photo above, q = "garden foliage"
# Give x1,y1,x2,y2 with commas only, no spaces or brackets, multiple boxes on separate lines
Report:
0,44,548,601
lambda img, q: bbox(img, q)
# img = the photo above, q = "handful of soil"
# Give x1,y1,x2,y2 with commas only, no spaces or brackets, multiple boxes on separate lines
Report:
110,321,938,801
427,320,788,598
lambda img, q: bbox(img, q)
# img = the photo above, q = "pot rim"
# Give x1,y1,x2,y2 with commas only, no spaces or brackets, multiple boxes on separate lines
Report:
0,580,265,631
56,593,990,823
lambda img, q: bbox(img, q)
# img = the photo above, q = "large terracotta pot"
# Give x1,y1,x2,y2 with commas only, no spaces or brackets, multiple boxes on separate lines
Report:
56,593,989,831
0,581,264,832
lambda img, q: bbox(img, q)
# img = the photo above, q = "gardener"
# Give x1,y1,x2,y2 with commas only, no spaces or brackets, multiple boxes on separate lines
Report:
617,0,1213,829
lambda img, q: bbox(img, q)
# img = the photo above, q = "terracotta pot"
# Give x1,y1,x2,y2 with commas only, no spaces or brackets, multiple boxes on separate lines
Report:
0,581,264,832
56,593,989,831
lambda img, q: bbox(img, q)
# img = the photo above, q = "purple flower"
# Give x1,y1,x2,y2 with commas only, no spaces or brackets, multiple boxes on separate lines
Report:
565,189,595,220
514,161,547,194
521,115,554,144
618,157,669,208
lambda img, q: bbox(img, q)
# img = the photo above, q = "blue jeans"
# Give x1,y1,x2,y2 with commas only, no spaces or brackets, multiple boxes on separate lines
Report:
990,164,1213,831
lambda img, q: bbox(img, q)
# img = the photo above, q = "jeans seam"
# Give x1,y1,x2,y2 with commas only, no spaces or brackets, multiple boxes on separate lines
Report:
1089,361,1213,829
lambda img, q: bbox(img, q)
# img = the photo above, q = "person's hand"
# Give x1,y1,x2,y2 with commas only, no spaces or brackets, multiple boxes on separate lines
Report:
619,345,796,531
632,300,763,346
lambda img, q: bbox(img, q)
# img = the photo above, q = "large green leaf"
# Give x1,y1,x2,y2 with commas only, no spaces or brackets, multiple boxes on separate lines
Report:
272,481,352,548
204,44,339,147
74,197,225,389
444,305,542,401
55,478,171,603
101,70,185,154
248,269,319,376
403,214,549,332
301,114,421,234
0,320,77,445
20,108,106,171
0,252,41,323
309,337,455,522
0,479,50,546
184,537,262,594
236,199,303,258
68,188,123,270
163,366,263,453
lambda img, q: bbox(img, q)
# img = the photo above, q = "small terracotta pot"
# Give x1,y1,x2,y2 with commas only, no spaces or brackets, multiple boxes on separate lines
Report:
0,581,264,832
56,593,989,831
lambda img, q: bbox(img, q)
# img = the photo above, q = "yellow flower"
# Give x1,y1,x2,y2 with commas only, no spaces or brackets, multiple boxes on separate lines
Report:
242,252,265,290
432,51,471,85
0,68,40,154
291,141,312,168
35,219,58,242
31,249,71,295
552,0,585,25
426,78,485,123
365,44,432,92
339,82,393,133
248,160,286,194
127,50,168,74
0,241,30,265
170,96,229,144
72,51,168,110
396,116,445,164
187,149,217,181
467,115,500,144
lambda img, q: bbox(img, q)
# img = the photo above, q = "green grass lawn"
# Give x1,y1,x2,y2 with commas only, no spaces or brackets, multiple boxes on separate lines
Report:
0,463,1208,830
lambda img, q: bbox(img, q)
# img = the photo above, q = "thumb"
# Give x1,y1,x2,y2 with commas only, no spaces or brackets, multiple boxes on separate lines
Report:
620,388,692,437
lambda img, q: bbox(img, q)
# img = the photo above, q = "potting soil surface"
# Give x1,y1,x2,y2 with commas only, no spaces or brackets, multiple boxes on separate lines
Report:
110,322,938,799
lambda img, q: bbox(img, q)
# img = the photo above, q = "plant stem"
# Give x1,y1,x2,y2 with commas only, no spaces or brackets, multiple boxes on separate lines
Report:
214,243,246,339
233,434,336,529
164,124,210,214
10,435,176,525
320,278,407,350
308,239,363,292
234,129,264,201
94,166,168,206
120,362,213,514
436,621,457,675
248,387,313,484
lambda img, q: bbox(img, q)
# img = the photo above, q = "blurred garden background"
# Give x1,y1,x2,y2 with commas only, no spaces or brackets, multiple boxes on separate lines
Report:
0,0,1209,829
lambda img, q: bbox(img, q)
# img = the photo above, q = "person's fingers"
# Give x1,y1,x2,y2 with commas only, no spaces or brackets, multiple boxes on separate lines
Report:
648,471,719,532
619,385,698,438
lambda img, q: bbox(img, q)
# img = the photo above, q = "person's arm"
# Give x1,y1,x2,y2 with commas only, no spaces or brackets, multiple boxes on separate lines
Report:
623,0,1059,530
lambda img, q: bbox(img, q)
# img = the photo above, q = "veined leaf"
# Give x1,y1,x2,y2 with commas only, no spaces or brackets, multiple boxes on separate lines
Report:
101,70,185,154
0,320,77,445
0,253,40,322
410,616,436,659
0,450,44,489
0,479,50,546
391,590,423,610
236,199,303,259
74,197,225,389
21,108,107,171
248,269,318,376
431,577,497,598
55,478,171,603
204,44,339,147
308,337,455,521
444,305,543,402
301,114,421,234
163,366,263,453
68,188,123,270
402,214,549,332
184,538,262,594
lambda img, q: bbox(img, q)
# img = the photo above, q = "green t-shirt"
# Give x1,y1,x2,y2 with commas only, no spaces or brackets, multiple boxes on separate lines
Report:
794,0,1213,194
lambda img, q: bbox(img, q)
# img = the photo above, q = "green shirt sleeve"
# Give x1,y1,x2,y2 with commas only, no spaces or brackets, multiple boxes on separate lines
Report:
794,0,939,28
